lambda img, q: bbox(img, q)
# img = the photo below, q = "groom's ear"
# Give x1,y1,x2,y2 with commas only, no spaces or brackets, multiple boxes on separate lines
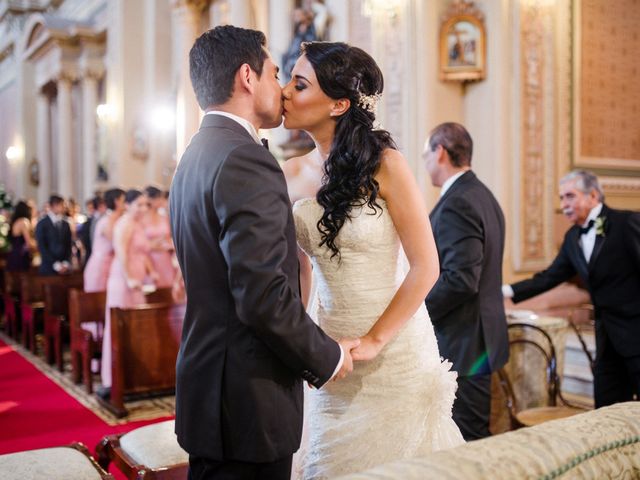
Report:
329,98,350,118
237,63,254,93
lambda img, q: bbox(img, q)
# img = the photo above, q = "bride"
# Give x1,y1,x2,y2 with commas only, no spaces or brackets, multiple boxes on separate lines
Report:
282,41,464,479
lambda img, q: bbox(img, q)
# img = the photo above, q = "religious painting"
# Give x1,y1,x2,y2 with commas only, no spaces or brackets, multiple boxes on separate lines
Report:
439,2,486,82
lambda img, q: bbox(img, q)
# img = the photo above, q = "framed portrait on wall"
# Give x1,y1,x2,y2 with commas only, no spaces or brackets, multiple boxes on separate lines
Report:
439,2,486,82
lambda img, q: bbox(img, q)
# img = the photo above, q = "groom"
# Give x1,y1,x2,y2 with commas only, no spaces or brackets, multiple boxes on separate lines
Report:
170,26,357,479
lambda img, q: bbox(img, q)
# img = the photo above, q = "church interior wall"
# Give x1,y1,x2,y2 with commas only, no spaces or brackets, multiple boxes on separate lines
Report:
0,0,638,283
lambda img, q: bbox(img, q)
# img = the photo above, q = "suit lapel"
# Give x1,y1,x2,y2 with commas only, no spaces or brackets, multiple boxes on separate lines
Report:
571,227,589,278
588,205,609,271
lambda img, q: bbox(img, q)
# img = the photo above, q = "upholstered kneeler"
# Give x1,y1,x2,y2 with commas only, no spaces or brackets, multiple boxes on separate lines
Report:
97,419,188,479
339,402,640,479
0,443,112,479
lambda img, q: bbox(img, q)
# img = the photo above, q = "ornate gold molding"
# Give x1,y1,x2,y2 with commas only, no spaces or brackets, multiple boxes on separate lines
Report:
519,2,547,267
441,0,484,21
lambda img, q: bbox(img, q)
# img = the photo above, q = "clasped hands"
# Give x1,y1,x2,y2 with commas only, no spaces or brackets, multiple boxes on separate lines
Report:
333,334,385,381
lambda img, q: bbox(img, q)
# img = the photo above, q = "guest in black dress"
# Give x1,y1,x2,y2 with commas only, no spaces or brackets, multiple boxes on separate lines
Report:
6,201,36,272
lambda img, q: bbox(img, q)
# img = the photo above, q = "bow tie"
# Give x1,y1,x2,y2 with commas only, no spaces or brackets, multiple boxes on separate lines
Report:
579,219,595,235
260,138,269,150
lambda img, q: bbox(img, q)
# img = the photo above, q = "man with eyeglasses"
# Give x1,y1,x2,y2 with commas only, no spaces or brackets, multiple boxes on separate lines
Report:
423,122,509,440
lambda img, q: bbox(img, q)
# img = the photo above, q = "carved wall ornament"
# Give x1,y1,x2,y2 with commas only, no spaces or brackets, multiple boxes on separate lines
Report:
28,158,39,187
439,0,486,82
131,125,149,161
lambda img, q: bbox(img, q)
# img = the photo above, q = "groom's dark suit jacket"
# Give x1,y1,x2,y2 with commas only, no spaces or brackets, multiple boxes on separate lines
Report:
169,114,341,463
511,204,640,359
426,171,509,377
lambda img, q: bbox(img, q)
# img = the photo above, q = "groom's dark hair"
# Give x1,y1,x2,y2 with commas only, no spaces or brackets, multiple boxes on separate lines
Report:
189,25,268,109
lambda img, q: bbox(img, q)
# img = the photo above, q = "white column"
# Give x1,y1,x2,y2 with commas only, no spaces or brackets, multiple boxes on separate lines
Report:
56,76,74,197
36,92,51,205
229,0,251,27
81,74,98,201
172,1,205,160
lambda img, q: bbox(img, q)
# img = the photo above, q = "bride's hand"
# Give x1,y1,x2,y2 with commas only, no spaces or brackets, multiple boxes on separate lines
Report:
350,335,384,361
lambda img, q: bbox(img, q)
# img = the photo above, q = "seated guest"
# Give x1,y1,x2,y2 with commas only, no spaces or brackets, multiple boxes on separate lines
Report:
98,189,156,399
35,194,72,275
504,170,640,408
6,200,36,272
84,189,125,293
143,186,175,288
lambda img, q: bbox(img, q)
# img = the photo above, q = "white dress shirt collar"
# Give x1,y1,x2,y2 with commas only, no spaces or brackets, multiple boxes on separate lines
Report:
48,212,62,224
440,171,467,197
205,111,262,145
582,203,603,228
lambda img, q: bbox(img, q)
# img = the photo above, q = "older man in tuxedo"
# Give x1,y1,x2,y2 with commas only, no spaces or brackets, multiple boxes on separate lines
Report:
170,25,357,480
504,170,640,407
423,122,509,440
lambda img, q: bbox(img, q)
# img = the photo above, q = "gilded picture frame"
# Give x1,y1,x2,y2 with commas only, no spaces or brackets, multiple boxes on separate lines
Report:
439,13,486,82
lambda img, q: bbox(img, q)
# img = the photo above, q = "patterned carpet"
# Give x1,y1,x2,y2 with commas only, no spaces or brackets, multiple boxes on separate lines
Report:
0,331,175,425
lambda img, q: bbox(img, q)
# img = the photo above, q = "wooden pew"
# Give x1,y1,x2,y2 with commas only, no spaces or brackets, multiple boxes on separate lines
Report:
43,273,84,370
106,301,185,417
3,270,25,340
19,273,46,352
20,271,83,354
68,289,106,393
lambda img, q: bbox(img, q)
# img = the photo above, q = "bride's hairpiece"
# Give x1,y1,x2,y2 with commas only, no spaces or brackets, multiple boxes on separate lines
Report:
357,92,382,114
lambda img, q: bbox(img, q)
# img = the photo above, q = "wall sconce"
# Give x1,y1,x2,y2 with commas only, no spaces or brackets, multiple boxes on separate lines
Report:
6,145,24,164
96,103,115,123
362,0,402,19
151,106,176,132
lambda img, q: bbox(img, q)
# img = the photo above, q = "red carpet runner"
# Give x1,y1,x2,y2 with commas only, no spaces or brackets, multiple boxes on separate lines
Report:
0,338,174,478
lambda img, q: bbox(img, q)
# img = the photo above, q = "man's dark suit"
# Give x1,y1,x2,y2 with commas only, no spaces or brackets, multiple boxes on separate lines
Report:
35,215,72,276
169,114,341,467
511,205,640,407
425,171,509,439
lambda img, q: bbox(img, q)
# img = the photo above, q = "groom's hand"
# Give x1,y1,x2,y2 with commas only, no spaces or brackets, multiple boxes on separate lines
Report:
334,338,360,380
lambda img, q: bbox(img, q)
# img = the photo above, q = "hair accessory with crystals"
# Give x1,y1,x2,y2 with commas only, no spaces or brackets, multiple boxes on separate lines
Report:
357,92,382,114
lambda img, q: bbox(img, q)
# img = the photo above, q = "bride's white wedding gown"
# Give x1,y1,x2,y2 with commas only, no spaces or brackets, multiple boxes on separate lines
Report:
292,197,464,479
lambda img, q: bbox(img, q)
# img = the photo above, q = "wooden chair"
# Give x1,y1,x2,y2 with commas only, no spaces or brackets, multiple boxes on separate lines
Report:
97,420,188,480
42,272,84,370
0,442,113,479
567,304,596,374
69,288,107,393
497,322,588,429
105,301,185,417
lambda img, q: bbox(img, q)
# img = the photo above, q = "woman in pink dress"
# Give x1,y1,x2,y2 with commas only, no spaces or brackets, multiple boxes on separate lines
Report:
99,189,156,396
83,188,125,292
143,186,175,288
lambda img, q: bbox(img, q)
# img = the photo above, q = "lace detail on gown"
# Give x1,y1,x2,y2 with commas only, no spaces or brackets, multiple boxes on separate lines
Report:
292,197,464,479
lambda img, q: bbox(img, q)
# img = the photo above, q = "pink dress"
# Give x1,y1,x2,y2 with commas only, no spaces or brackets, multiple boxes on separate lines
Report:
101,219,150,388
83,215,114,292
145,215,175,288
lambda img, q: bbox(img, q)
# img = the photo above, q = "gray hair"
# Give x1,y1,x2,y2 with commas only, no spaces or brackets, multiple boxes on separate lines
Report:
560,170,604,202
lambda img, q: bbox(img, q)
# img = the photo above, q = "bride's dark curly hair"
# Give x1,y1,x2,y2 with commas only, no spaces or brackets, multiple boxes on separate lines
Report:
301,41,396,259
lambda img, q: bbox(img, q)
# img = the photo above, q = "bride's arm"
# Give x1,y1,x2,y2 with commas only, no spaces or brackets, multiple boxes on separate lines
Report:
352,149,440,361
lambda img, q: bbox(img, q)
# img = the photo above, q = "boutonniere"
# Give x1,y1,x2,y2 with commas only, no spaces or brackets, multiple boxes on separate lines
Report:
594,216,607,237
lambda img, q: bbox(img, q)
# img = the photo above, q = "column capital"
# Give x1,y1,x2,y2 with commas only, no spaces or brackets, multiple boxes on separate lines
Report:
171,0,211,14
80,65,105,81
55,65,78,84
